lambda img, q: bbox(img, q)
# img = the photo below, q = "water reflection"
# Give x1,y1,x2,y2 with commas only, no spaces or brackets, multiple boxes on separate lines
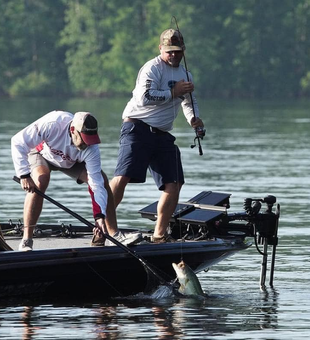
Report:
21,306,35,340
93,306,120,339
0,288,280,340
256,289,279,330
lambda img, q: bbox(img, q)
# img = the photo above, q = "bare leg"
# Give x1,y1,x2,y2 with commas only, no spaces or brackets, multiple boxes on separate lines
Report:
23,166,50,239
153,182,182,238
101,171,119,236
109,176,131,208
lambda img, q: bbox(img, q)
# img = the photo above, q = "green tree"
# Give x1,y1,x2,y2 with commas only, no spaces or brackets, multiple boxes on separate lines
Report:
60,0,201,95
0,0,67,96
2,0,310,98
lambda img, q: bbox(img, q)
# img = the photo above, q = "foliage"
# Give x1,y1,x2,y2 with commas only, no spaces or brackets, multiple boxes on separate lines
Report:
0,0,68,96
1,0,310,98
8,72,50,97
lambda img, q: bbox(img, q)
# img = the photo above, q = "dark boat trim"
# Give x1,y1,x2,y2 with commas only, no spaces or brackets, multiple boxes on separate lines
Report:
0,237,251,299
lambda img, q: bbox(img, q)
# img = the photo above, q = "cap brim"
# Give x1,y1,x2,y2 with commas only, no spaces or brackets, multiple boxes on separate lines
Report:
161,45,184,52
80,132,101,146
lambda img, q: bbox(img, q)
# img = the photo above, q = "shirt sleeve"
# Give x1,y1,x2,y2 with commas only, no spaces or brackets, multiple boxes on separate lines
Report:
11,118,54,177
181,92,200,125
180,71,200,125
84,147,108,217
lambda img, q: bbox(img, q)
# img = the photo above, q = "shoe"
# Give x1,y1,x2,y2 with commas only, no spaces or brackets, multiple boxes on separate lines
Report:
152,233,175,244
106,231,142,246
19,239,33,251
90,234,106,247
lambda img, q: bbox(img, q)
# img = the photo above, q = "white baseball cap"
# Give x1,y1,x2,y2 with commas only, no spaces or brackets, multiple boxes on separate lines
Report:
72,112,101,145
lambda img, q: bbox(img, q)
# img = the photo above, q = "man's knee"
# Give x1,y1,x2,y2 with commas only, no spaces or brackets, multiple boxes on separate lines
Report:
32,167,50,191
110,176,130,190
34,175,49,192
163,182,182,193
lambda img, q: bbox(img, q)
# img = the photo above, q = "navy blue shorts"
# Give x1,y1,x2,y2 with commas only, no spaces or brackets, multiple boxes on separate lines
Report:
114,120,184,190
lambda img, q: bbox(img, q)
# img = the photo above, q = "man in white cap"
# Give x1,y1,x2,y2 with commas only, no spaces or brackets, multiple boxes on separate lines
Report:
11,110,141,251
109,29,204,243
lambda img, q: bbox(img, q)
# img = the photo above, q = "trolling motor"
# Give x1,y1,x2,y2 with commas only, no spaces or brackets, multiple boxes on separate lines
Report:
243,195,278,245
243,195,276,215
242,195,279,289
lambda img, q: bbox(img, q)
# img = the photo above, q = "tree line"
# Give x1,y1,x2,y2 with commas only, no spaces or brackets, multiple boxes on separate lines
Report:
1,0,310,99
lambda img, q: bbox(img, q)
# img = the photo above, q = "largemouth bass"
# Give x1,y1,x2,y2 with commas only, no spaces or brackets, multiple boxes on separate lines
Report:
172,260,205,297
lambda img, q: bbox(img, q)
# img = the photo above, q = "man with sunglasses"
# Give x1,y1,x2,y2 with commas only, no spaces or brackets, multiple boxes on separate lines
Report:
11,111,141,251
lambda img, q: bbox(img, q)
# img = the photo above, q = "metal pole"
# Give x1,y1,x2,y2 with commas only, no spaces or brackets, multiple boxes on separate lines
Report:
260,238,268,289
269,204,280,287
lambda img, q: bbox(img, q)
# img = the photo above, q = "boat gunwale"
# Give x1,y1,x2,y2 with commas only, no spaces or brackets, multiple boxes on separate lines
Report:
0,237,252,270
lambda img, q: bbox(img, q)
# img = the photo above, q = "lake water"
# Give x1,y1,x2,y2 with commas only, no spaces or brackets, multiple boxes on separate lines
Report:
0,97,309,339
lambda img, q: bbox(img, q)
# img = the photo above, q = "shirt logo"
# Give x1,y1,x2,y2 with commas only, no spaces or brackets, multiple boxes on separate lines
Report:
168,80,177,89
51,148,74,162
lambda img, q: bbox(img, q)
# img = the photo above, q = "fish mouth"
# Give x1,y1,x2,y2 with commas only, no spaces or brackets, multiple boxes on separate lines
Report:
172,262,186,277
172,263,180,276
172,261,185,270
172,261,183,268
172,262,181,275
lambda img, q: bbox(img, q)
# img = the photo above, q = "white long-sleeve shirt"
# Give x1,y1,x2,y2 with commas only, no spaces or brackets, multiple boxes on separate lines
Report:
122,55,199,131
11,110,107,217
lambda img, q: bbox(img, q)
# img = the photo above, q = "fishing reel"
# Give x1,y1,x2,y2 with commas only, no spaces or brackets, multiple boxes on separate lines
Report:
190,127,206,149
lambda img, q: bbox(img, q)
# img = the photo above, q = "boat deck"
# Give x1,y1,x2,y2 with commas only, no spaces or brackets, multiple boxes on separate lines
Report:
5,234,93,251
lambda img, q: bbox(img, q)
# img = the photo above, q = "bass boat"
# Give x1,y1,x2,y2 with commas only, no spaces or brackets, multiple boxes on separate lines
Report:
0,190,280,300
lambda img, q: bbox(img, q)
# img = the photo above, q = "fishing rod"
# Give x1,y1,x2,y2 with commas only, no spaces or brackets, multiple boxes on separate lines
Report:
172,16,205,156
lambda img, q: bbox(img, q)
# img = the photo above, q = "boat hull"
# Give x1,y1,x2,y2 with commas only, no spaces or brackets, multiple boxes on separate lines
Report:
0,238,250,299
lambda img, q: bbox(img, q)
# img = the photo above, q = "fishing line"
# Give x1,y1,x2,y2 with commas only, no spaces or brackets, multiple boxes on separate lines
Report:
171,16,204,156
165,37,185,261
81,256,124,296
164,18,202,259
